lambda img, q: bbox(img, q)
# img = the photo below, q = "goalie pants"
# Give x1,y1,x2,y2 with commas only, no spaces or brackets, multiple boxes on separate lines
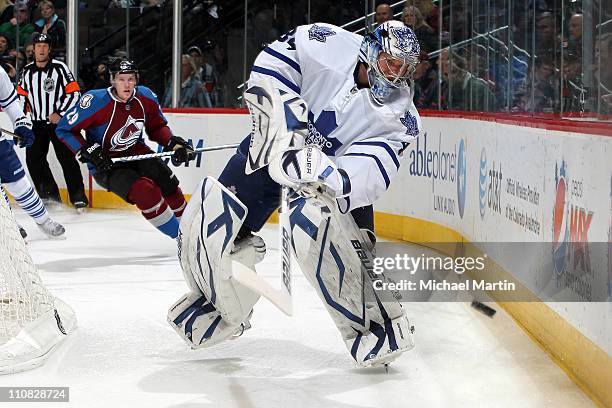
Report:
219,136,373,233
93,158,186,238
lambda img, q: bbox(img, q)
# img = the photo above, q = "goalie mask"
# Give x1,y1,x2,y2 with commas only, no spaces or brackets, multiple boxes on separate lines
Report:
361,20,420,104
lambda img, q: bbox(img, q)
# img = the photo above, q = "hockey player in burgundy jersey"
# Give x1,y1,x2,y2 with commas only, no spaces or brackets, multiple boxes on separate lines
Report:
56,59,195,238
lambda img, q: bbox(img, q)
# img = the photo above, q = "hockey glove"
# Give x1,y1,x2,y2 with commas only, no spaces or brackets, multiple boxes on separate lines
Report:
166,136,195,166
268,145,351,198
14,116,34,148
79,143,114,175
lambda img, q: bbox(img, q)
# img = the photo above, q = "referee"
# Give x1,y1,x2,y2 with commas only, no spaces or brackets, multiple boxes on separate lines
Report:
18,33,88,210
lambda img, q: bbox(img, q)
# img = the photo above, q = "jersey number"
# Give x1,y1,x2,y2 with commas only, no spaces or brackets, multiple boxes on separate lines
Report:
279,29,296,51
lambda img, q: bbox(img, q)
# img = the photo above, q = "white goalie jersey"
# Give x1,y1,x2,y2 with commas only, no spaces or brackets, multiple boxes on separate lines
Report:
249,23,421,211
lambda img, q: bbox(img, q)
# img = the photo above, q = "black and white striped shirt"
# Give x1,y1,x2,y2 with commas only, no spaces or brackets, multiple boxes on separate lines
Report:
18,59,80,122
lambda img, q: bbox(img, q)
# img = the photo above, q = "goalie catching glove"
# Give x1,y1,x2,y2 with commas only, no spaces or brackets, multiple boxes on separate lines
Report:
166,136,195,166
268,145,351,199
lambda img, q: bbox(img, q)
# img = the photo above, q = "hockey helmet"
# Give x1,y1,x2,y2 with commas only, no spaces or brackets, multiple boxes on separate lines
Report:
32,32,52,46
109,58,139,81
361,20,420,104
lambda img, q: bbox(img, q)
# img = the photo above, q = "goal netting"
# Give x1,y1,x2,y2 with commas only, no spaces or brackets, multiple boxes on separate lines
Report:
0,189,76,374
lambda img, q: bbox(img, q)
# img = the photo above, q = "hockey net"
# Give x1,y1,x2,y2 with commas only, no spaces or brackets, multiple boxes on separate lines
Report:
0,190,76,374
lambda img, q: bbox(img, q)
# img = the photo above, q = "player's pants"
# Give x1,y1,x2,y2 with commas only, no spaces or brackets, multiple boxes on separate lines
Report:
218,136,374,232
26,121,88,205
93,158,186,239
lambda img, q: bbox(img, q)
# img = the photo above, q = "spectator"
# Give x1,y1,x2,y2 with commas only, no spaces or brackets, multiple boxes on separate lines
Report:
439,48,496,111
91,61,109,89
0,33,9,57
0,3,34,48
535,12,558,54
34,1,67,60
187,45,213,107
449,4,471,42
567,13,582,51
514,55,557,113
594,33,612,114
410,0,439,33
24,41,32,63
201,42,220,106
187,45,204,81
561,50,584,112
413,52,440,109
162,54,207,108
375,3,392,25
402,5,436,52
0,0,13,24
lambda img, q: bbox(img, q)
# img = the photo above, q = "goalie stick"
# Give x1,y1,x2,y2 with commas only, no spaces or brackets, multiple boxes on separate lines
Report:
230,80,306,316
232,185,293,316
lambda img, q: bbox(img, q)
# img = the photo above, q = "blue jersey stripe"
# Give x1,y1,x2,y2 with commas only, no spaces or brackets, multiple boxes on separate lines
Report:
0,94,18,108
344,153,391,187
251,66,301,94
262,47,302,74
0,90,17,104
352,141,400,169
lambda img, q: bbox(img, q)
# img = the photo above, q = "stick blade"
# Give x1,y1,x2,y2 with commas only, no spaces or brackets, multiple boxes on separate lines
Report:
231,260,293,316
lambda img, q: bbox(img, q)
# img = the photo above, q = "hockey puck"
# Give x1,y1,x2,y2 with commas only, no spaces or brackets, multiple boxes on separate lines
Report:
471,301,496,317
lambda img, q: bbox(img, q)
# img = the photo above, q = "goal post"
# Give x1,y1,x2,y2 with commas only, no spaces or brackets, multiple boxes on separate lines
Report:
0,188,77,374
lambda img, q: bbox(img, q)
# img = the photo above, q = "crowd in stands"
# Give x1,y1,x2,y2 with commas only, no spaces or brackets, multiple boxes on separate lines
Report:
1,0,608,115
0,0,65,80
384,0,612,115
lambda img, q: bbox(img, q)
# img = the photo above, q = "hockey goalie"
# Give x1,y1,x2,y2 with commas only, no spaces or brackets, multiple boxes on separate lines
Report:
168,20,420,367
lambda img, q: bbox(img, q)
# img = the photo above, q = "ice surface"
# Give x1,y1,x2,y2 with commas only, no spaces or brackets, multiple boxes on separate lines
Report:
0,206,595,408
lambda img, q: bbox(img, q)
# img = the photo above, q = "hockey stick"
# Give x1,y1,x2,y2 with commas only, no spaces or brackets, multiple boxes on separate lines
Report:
230,81,301,316
111,143,240,163
1,127,240,163
1,127,19,140
231,186,293,316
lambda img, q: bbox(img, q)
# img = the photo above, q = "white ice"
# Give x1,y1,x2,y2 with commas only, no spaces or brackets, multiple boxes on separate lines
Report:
0,206,595,408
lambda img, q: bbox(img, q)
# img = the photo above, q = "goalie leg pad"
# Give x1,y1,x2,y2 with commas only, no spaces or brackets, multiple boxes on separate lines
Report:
168,291,248,349
175,177,261,328
289,194,414,366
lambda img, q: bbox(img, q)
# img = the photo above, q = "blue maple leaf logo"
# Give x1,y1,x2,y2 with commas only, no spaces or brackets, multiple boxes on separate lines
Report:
308,25,336,43
390,26,419,54
400,111,419,136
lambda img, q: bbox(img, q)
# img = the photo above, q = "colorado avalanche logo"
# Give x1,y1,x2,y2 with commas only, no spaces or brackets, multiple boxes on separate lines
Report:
109,115,144,152
553,161,569,279
390,26,419,55
308,25,336,42
400,111,419,136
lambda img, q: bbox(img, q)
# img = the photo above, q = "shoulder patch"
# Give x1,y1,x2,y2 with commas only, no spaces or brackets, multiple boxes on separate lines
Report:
308,25,336,43
80,93,94,109
400,111,419,136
